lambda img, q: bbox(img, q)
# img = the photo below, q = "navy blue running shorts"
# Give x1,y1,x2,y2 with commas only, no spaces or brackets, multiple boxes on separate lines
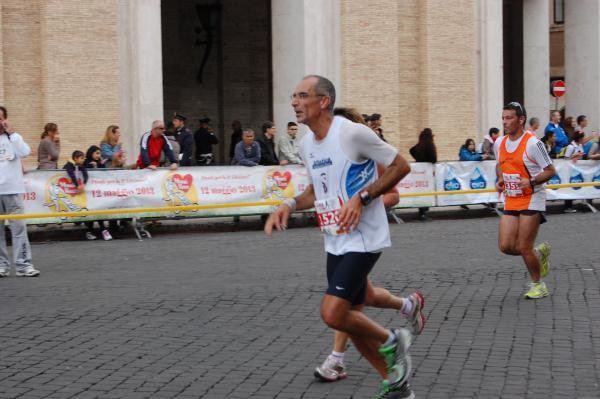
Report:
326,251,381,306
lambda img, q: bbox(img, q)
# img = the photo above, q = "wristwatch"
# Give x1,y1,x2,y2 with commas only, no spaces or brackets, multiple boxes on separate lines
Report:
359,190,372,206
530,177,537,187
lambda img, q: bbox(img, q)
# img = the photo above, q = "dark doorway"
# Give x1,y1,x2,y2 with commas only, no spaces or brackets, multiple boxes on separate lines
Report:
161,0,272,164
503,0,524,105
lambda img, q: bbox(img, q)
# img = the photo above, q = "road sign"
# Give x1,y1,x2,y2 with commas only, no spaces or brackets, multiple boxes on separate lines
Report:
551,80,565,98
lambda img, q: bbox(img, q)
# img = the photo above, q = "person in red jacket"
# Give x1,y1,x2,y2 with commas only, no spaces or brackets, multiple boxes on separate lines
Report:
136,120,178,170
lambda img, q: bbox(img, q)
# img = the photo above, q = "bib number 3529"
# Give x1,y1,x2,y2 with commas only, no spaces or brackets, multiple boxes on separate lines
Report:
503,173,524,197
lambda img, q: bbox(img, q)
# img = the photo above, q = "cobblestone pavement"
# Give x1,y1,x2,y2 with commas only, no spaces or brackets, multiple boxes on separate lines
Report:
0,211,599,398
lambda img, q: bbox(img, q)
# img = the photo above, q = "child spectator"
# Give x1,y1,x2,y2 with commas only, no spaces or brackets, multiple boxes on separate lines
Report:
63,150,88,192
83,146,112,240
85,145,107,169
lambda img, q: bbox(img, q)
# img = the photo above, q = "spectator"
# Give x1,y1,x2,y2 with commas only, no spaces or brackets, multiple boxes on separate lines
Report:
232,128,260,166
544,110,569,156
194,117,219,165
574,115,598,156
258,121,285,166
172,113,193,166
37,123,61,169
84,145,117,239
563,131,585,213
563,116,577,141
278,122,303,164
136,120,178,170
459,138,488,161
481,127,500,160
100,125,125,168
163,130,180,166
541,131,557,159
367,113,386,142
84,145,107,169
0,110,39,277
526,117,540,136
63,150,88,193
229,120,243,160
410,128,437,220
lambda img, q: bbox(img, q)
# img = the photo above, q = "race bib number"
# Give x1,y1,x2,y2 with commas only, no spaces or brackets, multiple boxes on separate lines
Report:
503,173,523,197
314,197,344,236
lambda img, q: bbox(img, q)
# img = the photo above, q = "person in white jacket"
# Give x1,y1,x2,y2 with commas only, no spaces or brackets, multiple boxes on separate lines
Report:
0,111,39,277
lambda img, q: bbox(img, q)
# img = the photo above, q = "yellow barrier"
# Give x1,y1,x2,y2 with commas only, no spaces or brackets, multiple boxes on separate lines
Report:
1,181,599,220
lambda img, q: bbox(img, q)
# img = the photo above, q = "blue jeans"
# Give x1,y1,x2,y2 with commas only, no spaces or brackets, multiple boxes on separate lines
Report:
0,194,33,271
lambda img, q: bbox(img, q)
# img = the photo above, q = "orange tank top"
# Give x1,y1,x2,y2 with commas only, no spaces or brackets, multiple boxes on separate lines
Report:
498,132,535,211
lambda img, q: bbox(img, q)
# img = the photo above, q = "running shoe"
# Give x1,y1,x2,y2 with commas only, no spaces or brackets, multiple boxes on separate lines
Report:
378,328,412,387
0,268,8,278
85,231,97,240
525,282,549,299
314,355,347,382
536,242,551,278
101,230,113,241
405,291,426,335
15,266,40,277
373,379,415,399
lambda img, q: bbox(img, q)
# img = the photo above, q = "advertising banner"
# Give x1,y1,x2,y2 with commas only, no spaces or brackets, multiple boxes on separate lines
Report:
545,159,600,200
396,163,436,208
435,161,499,206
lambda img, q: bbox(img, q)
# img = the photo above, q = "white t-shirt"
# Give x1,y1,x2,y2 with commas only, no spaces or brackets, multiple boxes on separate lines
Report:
0,132,31,195
493,133,552,211
299,116,398,255
564,141,584,159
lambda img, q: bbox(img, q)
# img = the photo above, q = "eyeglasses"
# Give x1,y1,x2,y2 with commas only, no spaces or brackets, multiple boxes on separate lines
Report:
290,92,326,100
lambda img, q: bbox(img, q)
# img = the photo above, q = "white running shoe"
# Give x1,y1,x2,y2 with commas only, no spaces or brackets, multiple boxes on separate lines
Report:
85,231,97,240
101,230,113,241
314,355,347,382
15,266,40,277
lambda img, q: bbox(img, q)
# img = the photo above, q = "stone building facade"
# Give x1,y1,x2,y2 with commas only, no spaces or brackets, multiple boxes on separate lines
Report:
0,0,594,167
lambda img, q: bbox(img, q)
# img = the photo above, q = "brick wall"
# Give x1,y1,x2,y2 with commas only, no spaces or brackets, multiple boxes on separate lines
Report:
341,0,478,161
1,0,120,168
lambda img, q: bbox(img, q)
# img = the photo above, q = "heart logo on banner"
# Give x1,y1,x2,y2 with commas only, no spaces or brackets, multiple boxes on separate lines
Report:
272,171,291,190
57,177,78,196
172,174,193,192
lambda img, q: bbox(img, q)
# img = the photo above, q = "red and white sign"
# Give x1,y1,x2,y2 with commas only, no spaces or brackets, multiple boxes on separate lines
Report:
551,80,566,97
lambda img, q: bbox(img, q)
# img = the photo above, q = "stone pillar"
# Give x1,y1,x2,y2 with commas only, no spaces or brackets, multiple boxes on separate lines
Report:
476,0,504,139
117,0,164,160
523,0,550,135
565,1,600,132
271,0,341,138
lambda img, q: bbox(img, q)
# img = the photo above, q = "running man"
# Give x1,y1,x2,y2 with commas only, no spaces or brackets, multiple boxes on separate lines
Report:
314,107,425,384
265,75,417,398
495,102,554,299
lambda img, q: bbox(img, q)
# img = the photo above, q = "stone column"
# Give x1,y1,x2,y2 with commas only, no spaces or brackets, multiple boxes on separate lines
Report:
117,0,164,160
476,0,504,139
271,0,341,139
523,0,550,135
565,0,600,132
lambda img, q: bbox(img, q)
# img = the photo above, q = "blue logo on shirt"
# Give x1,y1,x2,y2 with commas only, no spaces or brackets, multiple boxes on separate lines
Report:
312,158,333,169
345,160,375,199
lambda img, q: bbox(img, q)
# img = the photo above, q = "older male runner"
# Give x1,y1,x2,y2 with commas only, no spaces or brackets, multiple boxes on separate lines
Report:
265,75,416,399
495,102,553,299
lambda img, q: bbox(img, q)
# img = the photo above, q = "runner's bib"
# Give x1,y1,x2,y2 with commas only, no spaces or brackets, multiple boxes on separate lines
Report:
502,173,523,197
314,197,344,236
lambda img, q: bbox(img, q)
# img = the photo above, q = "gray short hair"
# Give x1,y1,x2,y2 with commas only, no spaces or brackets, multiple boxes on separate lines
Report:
303,74,336,112
151,120,164,129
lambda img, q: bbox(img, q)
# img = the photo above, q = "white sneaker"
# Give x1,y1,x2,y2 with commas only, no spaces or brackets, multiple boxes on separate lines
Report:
101,230,113,241
85,231,97,240
15,266,40,277
0,268,8,278
314,355,347,382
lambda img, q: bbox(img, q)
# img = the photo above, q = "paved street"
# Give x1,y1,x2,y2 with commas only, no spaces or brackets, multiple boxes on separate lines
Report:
1,211,599,398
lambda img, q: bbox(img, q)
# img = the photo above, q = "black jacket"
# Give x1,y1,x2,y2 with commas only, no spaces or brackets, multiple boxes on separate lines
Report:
257,137,279,165
175,127,194,166
63,161,88,185
194,128,219,157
